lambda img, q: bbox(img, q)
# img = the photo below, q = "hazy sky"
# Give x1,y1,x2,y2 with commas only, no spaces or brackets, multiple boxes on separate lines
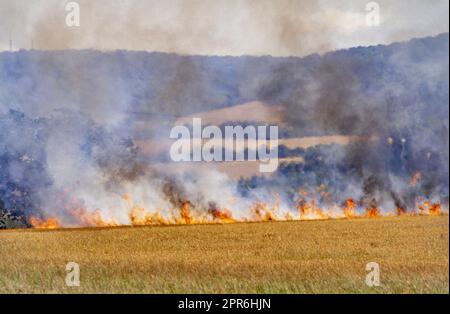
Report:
1,0,448,56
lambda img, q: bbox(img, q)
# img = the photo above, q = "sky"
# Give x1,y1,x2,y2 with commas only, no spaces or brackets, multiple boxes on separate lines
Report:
0,0,449,56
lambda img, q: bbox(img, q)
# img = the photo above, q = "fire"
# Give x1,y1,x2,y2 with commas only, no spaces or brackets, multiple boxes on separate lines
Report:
296,198,328,220
29,217,60,229
179,201,194,224
396,207,407,216
429,203,442,216
209,208,235,223
125,194,236,226
251,200,278,222
125,193,170,226
418,200,442,216
71,208,119,227
129,207,170,226
27,191,446,230
343,198,356,218
365,206,380,218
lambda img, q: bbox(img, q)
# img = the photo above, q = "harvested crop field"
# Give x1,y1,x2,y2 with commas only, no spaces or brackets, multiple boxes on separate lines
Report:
0,216,448,293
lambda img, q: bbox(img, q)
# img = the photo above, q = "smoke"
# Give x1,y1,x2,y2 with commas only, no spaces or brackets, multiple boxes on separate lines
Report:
0,33,448,227
252,34,449,210
1,0,449,56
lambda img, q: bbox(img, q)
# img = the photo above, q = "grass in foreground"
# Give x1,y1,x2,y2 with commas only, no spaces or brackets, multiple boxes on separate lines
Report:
0,215,448,293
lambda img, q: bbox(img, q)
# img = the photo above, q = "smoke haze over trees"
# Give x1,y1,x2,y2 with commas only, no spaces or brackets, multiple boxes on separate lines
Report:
0,34,448,226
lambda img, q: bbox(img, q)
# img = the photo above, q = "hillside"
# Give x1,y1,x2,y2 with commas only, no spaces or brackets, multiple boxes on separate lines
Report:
0,33,448,137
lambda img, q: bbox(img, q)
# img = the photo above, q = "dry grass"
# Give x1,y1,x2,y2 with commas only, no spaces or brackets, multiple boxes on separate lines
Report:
0,216,448,293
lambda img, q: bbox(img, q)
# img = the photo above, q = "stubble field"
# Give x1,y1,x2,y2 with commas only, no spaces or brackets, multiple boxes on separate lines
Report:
0,215,448,293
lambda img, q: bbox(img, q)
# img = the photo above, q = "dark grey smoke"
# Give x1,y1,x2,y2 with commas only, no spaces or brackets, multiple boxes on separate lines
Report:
252,34,449,209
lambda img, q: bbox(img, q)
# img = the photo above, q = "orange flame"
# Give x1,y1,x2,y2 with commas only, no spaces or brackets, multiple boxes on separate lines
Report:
29,217,60,229
209,208,235,223
418,200,442,216
28,190,446,229
71,208,119,227
343,198,356,218
365,206,380,218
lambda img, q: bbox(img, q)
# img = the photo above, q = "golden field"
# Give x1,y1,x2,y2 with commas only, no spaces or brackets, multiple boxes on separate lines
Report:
0,215,448,293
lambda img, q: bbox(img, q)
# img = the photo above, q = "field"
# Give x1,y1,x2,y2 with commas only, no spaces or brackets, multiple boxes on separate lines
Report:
0,216,448,293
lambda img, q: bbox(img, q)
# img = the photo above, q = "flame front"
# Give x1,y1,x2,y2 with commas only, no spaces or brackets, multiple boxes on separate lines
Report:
29,217,60,229
28,189,447,230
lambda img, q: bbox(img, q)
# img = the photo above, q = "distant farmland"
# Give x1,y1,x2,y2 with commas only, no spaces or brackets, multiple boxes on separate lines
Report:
0,216,448,293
